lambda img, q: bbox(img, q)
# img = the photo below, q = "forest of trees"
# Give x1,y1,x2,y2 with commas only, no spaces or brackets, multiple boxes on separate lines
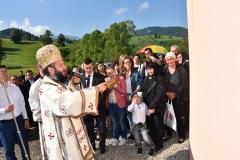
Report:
40,30,53,45
69,21,134,65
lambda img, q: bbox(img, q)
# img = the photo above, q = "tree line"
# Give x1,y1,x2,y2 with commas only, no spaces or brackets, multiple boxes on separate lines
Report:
9,28,73,46
69,20,136,65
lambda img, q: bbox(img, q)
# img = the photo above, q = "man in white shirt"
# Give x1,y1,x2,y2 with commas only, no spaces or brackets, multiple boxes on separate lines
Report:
0,65,30,160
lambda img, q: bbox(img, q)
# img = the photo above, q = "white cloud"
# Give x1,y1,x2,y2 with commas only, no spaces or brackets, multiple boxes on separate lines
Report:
0,20,9,30
138,1,150,12
115,7,128,15
8,18,49,36
0,20,6,30
0,20,4,26
30,25,49,36
9,21,19,28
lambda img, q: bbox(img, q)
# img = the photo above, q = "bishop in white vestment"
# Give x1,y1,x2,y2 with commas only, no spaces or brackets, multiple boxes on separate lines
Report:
36,44,107,160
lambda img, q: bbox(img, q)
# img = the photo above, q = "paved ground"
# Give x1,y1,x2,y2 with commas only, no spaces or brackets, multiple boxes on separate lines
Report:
0,129,189,160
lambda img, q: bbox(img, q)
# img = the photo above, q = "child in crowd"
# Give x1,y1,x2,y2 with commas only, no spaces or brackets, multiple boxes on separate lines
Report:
127,92,155,155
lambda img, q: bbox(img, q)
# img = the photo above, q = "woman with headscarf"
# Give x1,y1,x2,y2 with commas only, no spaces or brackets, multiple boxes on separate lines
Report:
163,52,188,143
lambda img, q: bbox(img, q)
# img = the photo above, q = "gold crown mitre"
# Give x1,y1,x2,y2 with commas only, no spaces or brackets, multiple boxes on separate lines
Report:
36,44,63,69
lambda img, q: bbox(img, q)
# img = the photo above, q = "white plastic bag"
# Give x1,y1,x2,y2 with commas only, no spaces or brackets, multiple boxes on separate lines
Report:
164,100,177,131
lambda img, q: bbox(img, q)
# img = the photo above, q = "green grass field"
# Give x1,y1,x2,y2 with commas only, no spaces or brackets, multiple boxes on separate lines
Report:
1,38,41,67
128,35,186,54
129,35,184,45
1,38,41,75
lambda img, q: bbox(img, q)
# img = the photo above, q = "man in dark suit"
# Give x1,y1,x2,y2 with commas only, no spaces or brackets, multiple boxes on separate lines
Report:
18,70,25,84
22,70,35,128
82,58,107,154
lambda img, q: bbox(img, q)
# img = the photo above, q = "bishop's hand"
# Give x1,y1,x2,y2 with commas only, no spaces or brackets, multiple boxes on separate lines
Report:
96,83,107,93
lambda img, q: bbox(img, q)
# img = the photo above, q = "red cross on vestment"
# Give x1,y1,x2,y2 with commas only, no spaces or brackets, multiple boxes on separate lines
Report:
48,133,54,140
56,86,65,94
59,105,67,114
66,128,74,137
44,110,50,118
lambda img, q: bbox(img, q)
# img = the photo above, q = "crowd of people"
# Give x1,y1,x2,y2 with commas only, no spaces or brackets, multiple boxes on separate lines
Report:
0,44,189,159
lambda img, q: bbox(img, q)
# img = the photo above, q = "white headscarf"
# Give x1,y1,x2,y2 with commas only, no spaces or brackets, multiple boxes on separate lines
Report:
165,52,176,59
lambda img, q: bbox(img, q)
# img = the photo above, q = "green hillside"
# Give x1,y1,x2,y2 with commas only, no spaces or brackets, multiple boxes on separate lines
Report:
136,26,188,37
1,38,72,75
1,38,41,75
129,35,188,54
129,35,184,44
0,28,39,40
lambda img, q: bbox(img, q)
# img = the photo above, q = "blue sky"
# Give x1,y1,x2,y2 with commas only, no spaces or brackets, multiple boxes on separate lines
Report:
0,0,187,37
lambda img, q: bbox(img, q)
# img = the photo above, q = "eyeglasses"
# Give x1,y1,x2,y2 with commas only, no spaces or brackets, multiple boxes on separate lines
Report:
107,71,114,75
124,61,131,64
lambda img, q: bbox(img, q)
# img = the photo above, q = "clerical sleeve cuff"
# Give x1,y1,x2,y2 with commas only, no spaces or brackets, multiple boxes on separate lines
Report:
0,108,6,114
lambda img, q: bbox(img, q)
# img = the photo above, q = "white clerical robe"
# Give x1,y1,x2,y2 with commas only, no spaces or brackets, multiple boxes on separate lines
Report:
28,78,43,122
39,76,99,160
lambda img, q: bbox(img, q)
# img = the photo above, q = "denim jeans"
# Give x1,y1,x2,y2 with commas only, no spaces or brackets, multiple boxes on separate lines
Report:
0,115,30,160
109,103,127,139
132,122,155,149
